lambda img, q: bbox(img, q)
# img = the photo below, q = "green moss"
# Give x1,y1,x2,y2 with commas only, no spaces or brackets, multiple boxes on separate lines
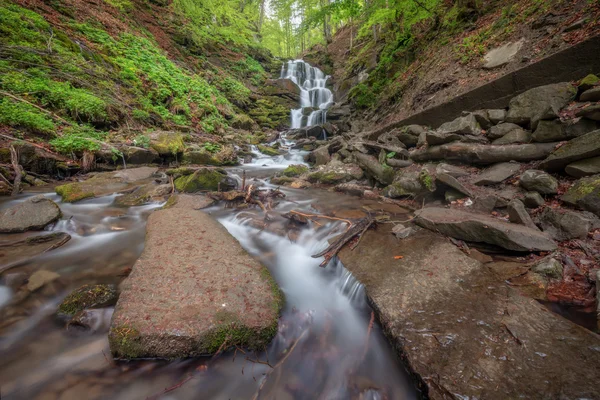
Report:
282,164,309,177
257,145,280,157
58,284,117,317
419,169,436,192
109,325,144,358
307,171,347,185
165,167,196,177
55,183,95,202
162,194,178,209
150,132,185,156
174,169,225,192
579,74,599,91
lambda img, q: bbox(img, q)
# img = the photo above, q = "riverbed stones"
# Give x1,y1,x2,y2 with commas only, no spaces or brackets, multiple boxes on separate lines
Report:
532,118,598,142
437,113,481,135
55,167,158,202
307,160,363,184
0,195,61,233
109,197,282,358
473,162,520,186
414,207,556,251
540,130,600,171
354,152,395,185
580,86,600,102
310,145,331,166
487,122,524,140
487,109,507,124
537,207,600,241
565,156,600,177
519,170,558,194
506,82,576,129
436,172,472,197
531,257,563,279
122,145,159,165
114,183,172,206
411,142,557,164
492,128,531,145
508,199,538,230
523,191,545,208
561,174,600,217
338,227,600,399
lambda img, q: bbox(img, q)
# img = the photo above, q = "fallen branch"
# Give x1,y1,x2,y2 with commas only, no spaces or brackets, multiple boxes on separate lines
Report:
312,215,375,267
289,210,352,231
9,145,22,196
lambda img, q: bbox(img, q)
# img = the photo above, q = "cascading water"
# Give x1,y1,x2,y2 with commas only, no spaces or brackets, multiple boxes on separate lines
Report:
281,60,333,129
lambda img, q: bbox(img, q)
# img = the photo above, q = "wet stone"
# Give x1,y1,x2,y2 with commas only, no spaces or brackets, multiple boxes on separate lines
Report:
523,191,545,208
0,195,61,233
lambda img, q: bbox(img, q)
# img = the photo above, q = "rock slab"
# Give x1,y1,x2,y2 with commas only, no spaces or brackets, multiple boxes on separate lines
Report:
109,195,281,358
0,195,61,232
473,162,520,186
414,207,556,251
338,227,600,400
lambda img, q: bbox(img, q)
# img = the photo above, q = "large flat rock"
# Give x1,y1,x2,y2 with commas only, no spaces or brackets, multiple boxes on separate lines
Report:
414,207,556,252
411,142,557,164
109,195,282,359
0,195,61,232
338,227,600,400
539,129,600,171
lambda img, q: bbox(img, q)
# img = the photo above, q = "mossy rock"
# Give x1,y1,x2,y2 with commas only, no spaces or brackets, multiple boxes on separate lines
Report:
55,183,95,203
58,284,118,317
257,145,280,157
307,171,348,184
174,168,235,193
165,167,196,177
282,164,309,177
149,131,185,156
560,174,600,217
579,74,599,92
270,176,296,185
108,325,144,359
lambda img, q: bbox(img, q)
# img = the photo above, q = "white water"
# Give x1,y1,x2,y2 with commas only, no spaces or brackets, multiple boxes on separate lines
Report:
281,60,333,129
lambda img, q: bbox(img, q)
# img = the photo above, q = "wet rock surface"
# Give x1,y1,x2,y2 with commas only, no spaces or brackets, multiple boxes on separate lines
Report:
109,194,281,358
472,162,520,186
0,195,61,232
339,227,600,400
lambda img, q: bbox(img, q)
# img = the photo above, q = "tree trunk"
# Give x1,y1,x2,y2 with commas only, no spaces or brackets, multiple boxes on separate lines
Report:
258,0,266,32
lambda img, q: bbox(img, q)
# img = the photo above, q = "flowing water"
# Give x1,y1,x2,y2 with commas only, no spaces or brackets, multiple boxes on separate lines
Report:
0,60,417,399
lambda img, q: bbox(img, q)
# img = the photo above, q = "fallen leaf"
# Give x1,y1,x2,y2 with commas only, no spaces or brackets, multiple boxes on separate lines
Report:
394,255,404,260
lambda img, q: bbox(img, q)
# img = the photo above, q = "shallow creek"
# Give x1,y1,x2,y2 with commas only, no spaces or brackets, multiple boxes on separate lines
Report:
0,165,417,399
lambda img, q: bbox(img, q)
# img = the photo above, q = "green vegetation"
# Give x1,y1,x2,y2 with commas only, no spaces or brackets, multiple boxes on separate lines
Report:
282,164,309,177
50,125,107,155
58,284,117,316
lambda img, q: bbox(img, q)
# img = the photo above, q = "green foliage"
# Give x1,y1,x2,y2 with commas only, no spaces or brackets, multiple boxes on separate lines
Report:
386,151,396,159
133,134,151,148
50,125,107,155
104,0,133,11
203,142,221,153
0,97,56,134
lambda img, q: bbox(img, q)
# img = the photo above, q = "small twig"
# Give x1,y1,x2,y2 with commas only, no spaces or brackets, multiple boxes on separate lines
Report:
360,311,375,363
289,210,352,232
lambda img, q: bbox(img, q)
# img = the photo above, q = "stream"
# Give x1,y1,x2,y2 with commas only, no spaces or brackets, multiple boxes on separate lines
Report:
0,61,417,399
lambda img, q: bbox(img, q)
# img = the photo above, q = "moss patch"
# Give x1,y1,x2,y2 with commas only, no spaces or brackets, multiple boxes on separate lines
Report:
419,169,436,192
55,183,95,202
257,145,280,157
282,164,309,177
174,168,227,192
150,132,186,156
579,74,599,91
58,284,117,317
109,325,144,358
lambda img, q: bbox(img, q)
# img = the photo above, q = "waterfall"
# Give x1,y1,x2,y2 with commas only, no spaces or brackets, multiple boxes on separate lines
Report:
280,60,333,129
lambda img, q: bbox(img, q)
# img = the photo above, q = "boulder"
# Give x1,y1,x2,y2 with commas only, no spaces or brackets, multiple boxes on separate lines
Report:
326,103,351,121
539,130,600,171
487,123,527,140
58,284,118,317
492,128,532,145
580,87,600,102
306,161,363,185
469,110,493,130
354,152,395,185
437,114,481,135
174,168,236,193
436,163,469,178
532,119,599,142
55,167,159,202
531,257,563,279
337,227,599,399
148,131,185,156
576,104,600,121
426,131,487,146
383,170,432,199
487,109,507,124
506,83,576,129
561,174,600,217
414,207,557,251
565,156,600,177
483,39,524,69
473,162,521,186
411,142,557,164
378,128,418,148
310,146,331,166
436,172,472,197
109,197,281,358
507,199,538,230
122,146,159,165
537,207,600,241
0,195,61,233
8,142,77,177
114,183,172,206
519,170,558,195
523,191,545,208
27,270,60,292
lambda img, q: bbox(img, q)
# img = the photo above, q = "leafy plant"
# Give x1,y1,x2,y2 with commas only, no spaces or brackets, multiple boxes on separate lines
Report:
203,142,221,153
386,151,396,159
0,97,56,134
50,125,107,155
133,134,151,148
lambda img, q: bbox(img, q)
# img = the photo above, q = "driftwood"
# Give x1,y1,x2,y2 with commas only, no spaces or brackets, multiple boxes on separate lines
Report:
9,145,22,196
209,186,285,211
312,214,375,267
